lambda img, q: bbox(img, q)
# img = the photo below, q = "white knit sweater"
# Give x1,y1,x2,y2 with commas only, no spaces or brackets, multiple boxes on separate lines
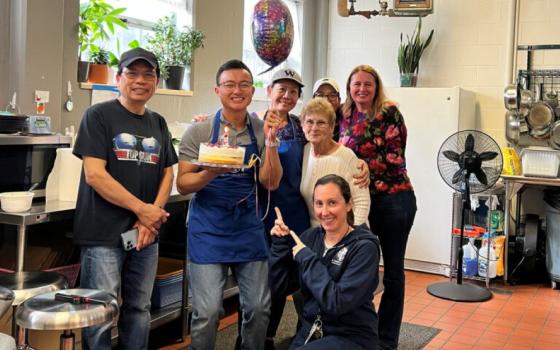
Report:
300,143,371,227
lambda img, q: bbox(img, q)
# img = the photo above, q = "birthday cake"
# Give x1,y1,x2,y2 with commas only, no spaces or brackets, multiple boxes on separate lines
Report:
198,143,246,165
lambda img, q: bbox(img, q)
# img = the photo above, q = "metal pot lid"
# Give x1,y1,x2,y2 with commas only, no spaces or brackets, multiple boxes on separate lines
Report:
527,102,554,130
505,111,520,144
0,271,68,305
504,84,518,111
15,289,118,330
549,120,560,149
518,89,534,116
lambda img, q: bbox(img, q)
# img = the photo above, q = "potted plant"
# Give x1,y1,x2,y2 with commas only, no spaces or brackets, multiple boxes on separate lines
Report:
397,18,434,87
147,16,205,90
88,48,110,84
78,0,127,82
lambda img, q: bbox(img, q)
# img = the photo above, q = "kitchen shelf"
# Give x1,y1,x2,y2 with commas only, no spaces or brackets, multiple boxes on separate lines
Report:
80,82,193,97
148,274,239,330
449,191,506,287
516,44,560,97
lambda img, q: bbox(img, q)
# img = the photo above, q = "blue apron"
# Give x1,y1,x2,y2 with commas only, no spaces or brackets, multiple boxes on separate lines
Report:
260,113,310,235
188,111,268,263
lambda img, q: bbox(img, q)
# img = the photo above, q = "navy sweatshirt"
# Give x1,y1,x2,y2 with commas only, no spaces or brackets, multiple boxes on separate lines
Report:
270,224,380,349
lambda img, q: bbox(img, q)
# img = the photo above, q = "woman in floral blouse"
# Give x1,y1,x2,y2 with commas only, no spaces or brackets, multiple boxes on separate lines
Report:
339,64,417,350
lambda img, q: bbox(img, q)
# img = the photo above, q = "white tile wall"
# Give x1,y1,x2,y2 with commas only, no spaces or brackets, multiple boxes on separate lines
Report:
326,0,560,147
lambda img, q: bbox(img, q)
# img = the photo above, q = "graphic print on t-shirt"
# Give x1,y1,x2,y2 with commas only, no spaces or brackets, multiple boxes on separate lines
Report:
113,132,161,165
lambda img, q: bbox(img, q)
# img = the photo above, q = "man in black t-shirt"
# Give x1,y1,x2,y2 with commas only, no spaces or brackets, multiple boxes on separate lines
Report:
73,48,177,350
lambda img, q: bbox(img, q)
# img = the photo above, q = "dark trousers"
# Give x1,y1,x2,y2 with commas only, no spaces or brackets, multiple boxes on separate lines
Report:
369,191,417,350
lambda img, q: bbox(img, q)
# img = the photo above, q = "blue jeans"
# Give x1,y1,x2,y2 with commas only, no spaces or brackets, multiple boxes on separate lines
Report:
189,260,271,350
369,191,417,350
79,243,158,350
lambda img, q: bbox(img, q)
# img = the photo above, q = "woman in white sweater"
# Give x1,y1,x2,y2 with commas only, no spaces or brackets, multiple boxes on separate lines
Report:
300,98,371,227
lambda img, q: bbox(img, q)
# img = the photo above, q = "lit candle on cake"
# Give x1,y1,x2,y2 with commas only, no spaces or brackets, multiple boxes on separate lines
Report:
222,126,229,146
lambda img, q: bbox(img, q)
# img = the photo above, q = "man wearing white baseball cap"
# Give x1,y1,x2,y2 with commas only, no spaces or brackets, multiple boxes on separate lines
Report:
312,78,343,140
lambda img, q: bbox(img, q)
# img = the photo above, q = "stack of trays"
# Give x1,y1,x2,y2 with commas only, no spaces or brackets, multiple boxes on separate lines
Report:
151,257,184,308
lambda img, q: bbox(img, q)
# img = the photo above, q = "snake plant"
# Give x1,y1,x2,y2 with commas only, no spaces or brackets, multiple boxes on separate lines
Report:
398,18,434,74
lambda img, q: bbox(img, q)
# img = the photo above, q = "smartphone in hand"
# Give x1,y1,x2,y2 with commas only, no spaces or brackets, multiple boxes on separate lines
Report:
121,228,139,251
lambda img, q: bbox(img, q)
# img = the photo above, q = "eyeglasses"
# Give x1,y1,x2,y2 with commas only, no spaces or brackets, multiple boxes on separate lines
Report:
123,70,158,81
219,81,253,91
314,93,339,100
303,119,330,128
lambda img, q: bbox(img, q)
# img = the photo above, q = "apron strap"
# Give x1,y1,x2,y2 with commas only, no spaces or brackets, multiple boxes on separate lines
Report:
212,110,258,150
211,110,222,144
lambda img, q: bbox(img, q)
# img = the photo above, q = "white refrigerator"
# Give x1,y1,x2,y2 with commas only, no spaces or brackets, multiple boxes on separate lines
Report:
384,87,476,275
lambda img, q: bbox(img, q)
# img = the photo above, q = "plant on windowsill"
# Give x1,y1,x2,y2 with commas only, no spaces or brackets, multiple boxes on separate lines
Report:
88,48,111,84
78,0,127,82
147,15,205,90
397,17,434,87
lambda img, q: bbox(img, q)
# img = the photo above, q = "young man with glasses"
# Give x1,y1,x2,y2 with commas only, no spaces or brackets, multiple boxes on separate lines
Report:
73,48,177,350
176,59,283,350
312,78,343,140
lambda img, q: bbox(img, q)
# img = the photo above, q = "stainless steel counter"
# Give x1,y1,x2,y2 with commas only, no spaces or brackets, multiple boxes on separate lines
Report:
501,175,560,281
0,193,191,272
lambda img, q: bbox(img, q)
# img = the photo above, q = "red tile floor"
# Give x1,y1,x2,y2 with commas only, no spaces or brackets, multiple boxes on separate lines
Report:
398,271,560,350
160,270,560,350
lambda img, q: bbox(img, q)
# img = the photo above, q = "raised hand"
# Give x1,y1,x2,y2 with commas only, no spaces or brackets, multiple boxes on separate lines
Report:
264,109,282,141
270,206,290,237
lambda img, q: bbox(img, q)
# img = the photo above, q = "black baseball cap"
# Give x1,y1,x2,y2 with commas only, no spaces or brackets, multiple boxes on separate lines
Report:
118,48,160,77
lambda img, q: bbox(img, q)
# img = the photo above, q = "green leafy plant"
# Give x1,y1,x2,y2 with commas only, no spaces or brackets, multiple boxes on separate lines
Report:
107,39,140,68
147,15,205,79
78,0,127,61
398,18,434,74
89,48,109,65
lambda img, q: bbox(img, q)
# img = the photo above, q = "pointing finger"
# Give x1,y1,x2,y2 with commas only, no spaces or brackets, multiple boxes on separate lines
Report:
274,206,284,224
288,230,302,244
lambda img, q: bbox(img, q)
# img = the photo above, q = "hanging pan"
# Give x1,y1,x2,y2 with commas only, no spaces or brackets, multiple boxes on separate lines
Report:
549,120,560,149
505,111,520,144
504,84,519,111
527,102,554,139
518,89,534,116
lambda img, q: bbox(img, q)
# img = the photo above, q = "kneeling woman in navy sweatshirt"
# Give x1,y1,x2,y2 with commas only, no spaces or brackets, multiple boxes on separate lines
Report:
270,174,380,349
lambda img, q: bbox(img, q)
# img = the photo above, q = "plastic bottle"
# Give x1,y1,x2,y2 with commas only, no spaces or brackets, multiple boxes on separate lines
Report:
462,238,478,277
479,239,497,278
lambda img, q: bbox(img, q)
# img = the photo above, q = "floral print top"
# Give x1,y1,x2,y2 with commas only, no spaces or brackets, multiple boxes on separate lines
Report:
339,102,413,195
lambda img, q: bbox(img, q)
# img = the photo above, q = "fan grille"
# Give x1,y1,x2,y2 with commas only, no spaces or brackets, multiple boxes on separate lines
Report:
437,130,503,193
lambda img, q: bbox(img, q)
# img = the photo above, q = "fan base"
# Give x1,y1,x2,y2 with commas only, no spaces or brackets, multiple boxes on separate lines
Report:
427,281,492,302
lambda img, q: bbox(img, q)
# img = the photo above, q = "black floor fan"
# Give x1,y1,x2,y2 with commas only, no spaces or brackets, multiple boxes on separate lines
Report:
427,130,503,302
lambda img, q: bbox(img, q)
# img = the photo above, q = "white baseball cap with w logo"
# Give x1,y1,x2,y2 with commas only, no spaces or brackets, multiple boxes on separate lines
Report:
271,68,304,87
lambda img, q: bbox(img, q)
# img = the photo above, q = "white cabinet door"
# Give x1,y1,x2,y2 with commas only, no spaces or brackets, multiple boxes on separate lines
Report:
385,87,476,271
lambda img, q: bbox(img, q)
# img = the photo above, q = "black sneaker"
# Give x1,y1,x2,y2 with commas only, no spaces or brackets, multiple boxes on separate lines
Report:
234,335,242,350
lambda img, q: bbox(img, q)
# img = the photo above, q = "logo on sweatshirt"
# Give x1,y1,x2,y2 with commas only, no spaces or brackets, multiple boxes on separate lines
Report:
113,133,160,165
331,246,348,266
